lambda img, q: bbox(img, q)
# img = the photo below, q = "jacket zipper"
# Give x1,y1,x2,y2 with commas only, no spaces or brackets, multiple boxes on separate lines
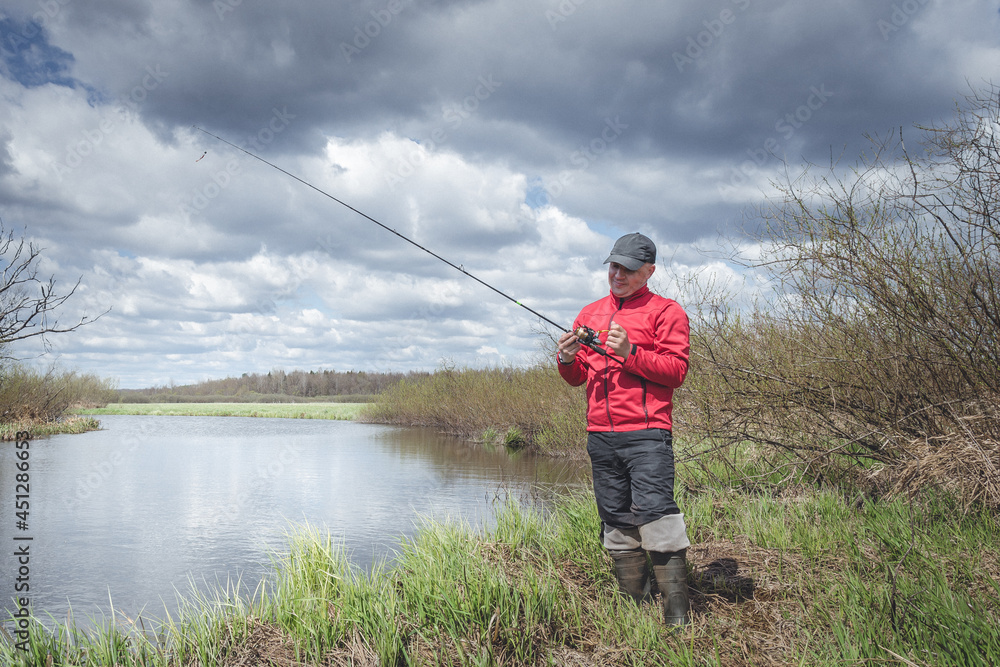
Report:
641,378,648,427
603,296,626,431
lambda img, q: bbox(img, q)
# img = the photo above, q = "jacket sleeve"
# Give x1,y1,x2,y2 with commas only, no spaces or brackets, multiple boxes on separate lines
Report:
557,319,589,387
557,355,588,386
621,300,689,389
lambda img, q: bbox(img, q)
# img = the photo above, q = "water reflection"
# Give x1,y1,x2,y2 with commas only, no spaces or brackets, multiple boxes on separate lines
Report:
0,415,587,628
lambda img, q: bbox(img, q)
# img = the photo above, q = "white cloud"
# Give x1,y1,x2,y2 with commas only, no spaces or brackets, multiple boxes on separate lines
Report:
2,0,993,387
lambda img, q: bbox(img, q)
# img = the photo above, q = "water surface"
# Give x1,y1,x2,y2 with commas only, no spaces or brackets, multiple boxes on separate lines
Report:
0,415,586,627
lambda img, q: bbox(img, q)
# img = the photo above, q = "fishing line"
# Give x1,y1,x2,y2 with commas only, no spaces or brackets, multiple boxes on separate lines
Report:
191,125,620,361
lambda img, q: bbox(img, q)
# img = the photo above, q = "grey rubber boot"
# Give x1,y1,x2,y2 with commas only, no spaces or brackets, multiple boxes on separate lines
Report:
650,549,690,626
608,548,651,604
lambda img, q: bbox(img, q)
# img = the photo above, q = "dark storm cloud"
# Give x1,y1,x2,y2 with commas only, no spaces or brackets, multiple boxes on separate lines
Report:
0,128,14,178
18,0,978,176
2,0,996,385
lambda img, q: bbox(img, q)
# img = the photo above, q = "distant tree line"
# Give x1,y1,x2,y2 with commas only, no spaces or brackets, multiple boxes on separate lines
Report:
117,368,431,403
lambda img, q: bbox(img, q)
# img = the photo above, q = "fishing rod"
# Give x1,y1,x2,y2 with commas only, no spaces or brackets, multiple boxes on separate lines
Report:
191,126,619,361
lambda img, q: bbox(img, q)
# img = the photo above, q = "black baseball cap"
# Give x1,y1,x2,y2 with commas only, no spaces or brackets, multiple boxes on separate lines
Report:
604,232,656,271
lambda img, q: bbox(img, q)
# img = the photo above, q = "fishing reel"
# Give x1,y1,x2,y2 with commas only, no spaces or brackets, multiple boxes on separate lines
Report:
574,326,600,347
572,326,625,364
574,326,609,357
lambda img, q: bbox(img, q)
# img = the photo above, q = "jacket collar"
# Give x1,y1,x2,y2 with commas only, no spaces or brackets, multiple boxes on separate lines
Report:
611,283,650,308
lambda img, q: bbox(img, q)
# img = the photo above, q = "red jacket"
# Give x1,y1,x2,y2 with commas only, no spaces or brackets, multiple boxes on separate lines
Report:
558,285,689,432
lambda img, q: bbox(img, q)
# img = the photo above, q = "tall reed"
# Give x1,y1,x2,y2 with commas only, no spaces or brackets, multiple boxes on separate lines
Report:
363,365,587,456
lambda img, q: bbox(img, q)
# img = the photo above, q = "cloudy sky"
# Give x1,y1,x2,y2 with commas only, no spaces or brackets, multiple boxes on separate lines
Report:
0,0,996,388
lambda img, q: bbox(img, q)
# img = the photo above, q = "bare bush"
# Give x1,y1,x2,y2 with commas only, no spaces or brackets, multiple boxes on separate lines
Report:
0,220,104,359
680,84,1000,507
0,220,110,424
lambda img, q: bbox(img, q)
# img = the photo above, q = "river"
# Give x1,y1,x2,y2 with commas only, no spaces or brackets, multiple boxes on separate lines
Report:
0,415,587,629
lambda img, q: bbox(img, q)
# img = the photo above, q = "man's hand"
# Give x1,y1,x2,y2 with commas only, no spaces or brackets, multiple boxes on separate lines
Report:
557,331,582,364
605,322,630,359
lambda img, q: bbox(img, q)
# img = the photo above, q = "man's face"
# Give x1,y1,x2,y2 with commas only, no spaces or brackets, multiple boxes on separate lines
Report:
608,261,655,299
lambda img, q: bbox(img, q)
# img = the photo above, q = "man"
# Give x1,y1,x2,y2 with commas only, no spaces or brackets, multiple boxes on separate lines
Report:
556,232,691,626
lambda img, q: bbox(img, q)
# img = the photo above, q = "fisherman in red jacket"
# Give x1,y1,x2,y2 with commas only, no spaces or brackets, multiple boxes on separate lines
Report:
557,232,691,626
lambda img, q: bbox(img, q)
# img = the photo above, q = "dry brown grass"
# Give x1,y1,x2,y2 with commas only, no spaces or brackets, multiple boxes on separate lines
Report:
885,433,1000,512
684,538,812,667
216,617,303,667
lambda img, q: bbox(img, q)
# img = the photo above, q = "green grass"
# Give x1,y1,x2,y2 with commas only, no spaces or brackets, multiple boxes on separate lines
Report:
3,477,998,666
6,371,999,665
74,402,366,420
675,450,1000,666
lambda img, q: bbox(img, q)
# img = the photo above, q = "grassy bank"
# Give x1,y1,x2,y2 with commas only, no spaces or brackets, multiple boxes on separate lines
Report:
0,363,112,439
4,467,998,666
75,402,366,420
114,392,377,404
0,363,114,439
364,366,587,456
0,416,102,440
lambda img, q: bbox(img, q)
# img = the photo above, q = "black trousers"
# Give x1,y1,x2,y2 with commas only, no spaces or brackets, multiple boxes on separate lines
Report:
587,428,679,532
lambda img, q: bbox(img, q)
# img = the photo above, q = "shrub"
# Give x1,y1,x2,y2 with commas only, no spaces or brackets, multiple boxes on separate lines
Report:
679,84,1000,508
0,363,117,423
364,365,587,456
